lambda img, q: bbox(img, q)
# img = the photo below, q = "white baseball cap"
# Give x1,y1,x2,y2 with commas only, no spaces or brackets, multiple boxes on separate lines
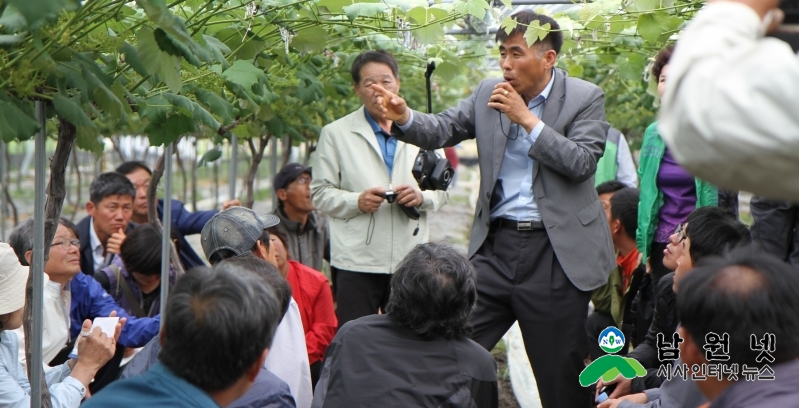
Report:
0,242,29,315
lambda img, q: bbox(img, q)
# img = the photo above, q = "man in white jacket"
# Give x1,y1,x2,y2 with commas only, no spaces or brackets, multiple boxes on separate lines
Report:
311,50,448,328
659,0,799,200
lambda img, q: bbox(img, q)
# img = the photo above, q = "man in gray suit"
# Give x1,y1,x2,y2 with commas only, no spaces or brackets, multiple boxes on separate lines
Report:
372,10,615,407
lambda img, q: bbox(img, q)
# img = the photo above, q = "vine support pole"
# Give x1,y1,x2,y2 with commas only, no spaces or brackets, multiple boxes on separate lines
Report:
159,143,174,322
27,101,48,408
229,134,237,202
1,140,6,240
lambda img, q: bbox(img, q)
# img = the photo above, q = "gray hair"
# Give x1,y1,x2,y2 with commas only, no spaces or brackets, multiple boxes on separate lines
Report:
159,263,282,391
8,217,79,266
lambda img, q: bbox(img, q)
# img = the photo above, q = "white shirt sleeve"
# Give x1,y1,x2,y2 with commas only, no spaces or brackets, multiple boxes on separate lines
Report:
659,2,799,200
263,298,313,408
615,133,638,188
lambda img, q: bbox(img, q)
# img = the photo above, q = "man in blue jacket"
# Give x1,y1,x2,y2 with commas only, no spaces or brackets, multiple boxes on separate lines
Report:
9,217,161,393
116,161,240,269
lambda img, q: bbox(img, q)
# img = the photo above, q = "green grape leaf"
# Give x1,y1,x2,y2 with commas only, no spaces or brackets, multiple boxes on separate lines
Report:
499,15,518,35
138,27,182,93
637,11,669,43
53,94,94,127
412,23,444,45
75,124,104,154
198,148,222,166
292,26,328,53
221,60,266,89
0,97,39,142
454,0,489,18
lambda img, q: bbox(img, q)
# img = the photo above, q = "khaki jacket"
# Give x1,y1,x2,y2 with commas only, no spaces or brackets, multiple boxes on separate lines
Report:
311,106,448,273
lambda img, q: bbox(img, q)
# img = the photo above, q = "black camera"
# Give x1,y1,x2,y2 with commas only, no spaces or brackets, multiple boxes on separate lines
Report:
412,150,454,191
383,191,420,220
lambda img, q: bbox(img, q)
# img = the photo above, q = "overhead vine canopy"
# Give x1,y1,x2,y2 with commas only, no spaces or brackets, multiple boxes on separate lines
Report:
0,0,705,149
0,0,499,151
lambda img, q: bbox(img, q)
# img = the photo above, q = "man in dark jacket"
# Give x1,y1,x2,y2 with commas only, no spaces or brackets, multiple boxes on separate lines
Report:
598,207,751,408
588,185,649,360
77,172,136,276
115,161,240,269
312,243,497,408
271,163,330,273
678,249,799,408
749,196,799,268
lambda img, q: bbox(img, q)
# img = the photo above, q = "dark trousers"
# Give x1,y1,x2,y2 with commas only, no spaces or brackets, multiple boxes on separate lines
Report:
750,197,799,268
470,228,592,408
335,269,391,329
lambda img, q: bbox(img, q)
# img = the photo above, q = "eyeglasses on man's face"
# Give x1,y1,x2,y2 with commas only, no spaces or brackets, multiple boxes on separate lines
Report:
50,239,80,250
675,223,686,242
292,176,312,185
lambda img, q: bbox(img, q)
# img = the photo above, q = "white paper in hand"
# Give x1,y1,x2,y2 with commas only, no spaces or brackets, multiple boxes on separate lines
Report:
68,316,120,358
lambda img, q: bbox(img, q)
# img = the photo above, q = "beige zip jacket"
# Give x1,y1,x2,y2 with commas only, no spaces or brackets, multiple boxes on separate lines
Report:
660,2,799,200
311,106,449,274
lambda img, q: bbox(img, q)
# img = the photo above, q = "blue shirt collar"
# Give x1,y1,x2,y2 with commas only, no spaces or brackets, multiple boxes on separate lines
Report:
528,68,556,108
364,109,386,135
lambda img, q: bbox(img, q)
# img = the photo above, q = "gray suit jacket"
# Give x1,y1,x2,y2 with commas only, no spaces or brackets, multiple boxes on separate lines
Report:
392,68,615,291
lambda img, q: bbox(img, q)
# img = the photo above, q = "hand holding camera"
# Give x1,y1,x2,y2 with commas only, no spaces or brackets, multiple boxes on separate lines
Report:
358,187,386,213
384,185,422,220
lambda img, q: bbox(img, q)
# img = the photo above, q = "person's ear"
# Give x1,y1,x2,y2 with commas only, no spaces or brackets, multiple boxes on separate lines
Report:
159,329,166,347
24,250,33,266
678,326,704,367
86,201,95,216
255,240,268,260
276,189,288,202
545,49,557,68
610,219,621,235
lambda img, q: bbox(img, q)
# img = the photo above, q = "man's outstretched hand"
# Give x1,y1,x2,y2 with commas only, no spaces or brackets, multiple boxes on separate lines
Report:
370,84,411,126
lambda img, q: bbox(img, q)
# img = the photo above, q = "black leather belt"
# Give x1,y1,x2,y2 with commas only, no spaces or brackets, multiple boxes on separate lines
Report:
491,218,545,231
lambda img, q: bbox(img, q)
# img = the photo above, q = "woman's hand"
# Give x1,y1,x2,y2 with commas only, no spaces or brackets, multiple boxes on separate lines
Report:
68,313,126,388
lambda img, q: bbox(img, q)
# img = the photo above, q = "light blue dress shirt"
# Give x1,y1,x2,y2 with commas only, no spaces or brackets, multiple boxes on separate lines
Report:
490,70,554,221
397,72,555,221
0,331,86,408
365,110,396,176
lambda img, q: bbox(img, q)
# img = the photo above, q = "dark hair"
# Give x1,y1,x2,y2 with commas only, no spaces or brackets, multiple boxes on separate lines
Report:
217,256,291,318
208,229,272,265
89,172,136,204
596,180,627,196
678,247,799,366
115,161,152,176
386,243,477,340
350,50,399,84
159,264,281,391
652,45,674,79
120,224,180,276
495,10,563,54
266,227,291,260
685,207,751,265
9,217,80,266
610,188,640,240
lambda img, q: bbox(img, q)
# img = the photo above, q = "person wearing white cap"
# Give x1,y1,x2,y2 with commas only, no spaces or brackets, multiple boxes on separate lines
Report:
0,242,123,407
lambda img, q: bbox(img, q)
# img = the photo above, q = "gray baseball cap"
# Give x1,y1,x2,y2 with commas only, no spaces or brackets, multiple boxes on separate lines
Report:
201,207,280,262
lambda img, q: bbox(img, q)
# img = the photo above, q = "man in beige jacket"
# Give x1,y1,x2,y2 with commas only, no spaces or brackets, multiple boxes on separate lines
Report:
311,50,448,328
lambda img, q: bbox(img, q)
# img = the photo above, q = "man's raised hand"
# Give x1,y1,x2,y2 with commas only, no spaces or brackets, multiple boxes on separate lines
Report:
370,84,410,125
